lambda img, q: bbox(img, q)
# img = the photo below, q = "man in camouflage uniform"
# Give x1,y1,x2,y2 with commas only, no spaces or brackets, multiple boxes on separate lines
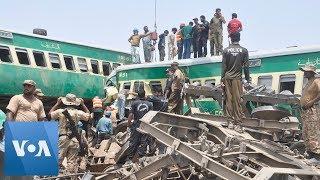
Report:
49,94,90,178
168,62,185,114
209,8,226,56
300,64,320,159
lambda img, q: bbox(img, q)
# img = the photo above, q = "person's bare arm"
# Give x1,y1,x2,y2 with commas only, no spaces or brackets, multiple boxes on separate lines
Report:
141,32,151,38
79,98,90,113
221,16,226,24
128,35,133,43
49,97,62,115
6,111,14,121
128,113,133,127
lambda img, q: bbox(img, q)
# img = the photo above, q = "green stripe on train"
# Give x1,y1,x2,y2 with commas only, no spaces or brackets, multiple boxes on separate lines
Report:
0,63,105,99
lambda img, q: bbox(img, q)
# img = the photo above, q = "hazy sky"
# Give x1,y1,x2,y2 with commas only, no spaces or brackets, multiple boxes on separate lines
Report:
1,0,319,55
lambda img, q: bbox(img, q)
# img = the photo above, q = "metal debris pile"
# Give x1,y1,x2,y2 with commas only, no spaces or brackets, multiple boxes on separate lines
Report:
42,84,320,180
43,110,320,180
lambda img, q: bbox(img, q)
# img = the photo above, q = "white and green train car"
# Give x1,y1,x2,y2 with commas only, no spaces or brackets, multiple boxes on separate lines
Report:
0,29,131,110
106,46,320,115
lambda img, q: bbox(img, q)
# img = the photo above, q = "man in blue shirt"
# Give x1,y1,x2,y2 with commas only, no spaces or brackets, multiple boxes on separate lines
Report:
95,111,113,146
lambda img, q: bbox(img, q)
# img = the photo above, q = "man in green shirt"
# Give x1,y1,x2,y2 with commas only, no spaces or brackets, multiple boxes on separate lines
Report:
181,22,193,59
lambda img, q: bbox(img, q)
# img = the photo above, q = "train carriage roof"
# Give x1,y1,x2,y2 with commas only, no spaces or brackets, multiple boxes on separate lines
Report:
114,45,320,72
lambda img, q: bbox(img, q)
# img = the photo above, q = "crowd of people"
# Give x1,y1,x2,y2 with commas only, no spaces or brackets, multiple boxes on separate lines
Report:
1,13,320,177
128,8,243,63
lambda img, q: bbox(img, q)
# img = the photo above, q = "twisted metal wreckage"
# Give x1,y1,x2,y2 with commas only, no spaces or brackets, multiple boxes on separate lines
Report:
45,85,320,180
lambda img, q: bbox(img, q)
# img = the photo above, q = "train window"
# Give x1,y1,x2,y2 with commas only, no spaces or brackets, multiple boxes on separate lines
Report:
49,53,61,69
279,74,296,93
192,80,201,86
16,48,30,65
134,81,144,93
91,60,99,74
113,63,121,70
33,51,46,67
258,76,272,89
64,56,75,70
150,81,162,93
123,82,131,90
0,46,12,63
205,79,216,87
102,62,111,76
78,58,88,72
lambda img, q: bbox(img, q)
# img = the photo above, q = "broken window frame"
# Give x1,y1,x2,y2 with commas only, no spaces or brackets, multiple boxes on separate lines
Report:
77,57,88,72
64,55,75,71
102,62,111,76
33,51,47,67
258,75,273,90
15,48,30,65
149,81,163,93
91,59,99,74
123,82,132,90
0,45,13,63
204,79,216,87
279,74,296,94
49,53,61,69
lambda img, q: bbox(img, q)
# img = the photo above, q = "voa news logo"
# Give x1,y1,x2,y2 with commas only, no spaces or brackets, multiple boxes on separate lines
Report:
12,140,51,157
4,121,58,176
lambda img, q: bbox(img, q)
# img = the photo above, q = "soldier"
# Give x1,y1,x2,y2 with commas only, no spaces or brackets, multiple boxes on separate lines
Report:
49,94,90,178
164,68,174,99
34,88,45,101
6,80,46,121
168,62,185,114
209,8,226,56
221,32,249,123
299,64,320,161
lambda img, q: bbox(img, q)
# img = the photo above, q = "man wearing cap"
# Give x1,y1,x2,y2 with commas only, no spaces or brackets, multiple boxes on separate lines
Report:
209,8,226,56
6,80,46,121
128,29,151,64
34,88,44,101
168,62,185,114
300,64,320,160
164,68,174,99
221,32,249,122
49,93,90,177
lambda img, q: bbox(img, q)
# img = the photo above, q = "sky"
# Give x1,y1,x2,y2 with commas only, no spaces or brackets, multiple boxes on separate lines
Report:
0,0,319,57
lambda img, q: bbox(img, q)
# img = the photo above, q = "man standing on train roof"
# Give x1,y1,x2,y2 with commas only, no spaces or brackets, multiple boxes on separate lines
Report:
158,30,169,61
199,15,210,57
228,13,243,36
176,23,185,60
221,32,249,123
168,28,178,60
128,28,151,64
6,80,46,121
168,62,185,114
299,64,320,162
209,8,226,56
142,26,155,63
49,93,91,178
